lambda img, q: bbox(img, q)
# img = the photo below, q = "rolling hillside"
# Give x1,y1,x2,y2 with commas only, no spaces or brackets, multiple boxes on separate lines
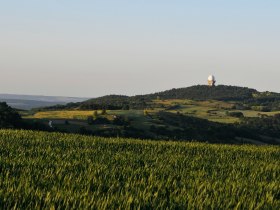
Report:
40,85,280,111
80,85,260,110
21,85,280,144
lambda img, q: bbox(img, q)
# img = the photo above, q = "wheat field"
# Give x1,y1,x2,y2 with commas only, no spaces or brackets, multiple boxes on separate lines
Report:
0,129,279,209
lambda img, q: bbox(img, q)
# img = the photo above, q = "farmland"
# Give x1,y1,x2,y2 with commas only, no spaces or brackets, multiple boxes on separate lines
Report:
0,129,279,209
25,110,97,120
18,98,280,144
24,99,280,124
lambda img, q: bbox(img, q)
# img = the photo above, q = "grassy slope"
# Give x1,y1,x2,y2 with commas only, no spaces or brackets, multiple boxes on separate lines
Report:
21,99,280,144
153,99,280,123
0,130,279,209
24,110,96,120
24,99,280,124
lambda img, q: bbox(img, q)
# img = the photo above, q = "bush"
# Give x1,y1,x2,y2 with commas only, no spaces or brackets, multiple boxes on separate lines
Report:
251,106,271,112
87,116,94,125
226,111,244,118
93,110,98,118
101,109,107,115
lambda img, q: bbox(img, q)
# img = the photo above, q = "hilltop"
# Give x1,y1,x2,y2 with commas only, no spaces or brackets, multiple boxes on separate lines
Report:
144,85,258,101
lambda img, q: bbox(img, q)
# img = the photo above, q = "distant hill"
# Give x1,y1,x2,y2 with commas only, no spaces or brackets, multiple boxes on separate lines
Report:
0,94,88,110
41,85,273,111
146,85,258,101
20,85,280,144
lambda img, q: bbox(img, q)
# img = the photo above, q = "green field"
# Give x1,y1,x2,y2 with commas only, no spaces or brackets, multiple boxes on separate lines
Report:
20,99,280,144
23,99,280,125
23,109,152,133
153,99,280,123
0,130,279,209
24,110,97,120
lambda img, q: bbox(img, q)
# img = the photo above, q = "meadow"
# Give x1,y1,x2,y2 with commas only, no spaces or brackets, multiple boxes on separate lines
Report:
153,99,280,123
0,129,279,209
24,99,280,125
24,110,96,120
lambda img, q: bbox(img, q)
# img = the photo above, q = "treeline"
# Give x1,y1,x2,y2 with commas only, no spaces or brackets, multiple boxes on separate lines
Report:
81,95,148,110
146,85,258,101
76,111,280,144
150,112,255,143
0,102,53,131
146,112,280,144
238,114,280,138
0,102,22,128
36,95,151,111
243,92,280,111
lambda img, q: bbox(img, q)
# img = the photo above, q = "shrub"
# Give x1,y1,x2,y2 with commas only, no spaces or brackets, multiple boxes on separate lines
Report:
226,111,244,118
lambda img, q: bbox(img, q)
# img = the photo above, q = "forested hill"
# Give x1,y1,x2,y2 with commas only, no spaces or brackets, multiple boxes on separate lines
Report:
145,85,258,101
84,85,260,104
81,95,130,110
38,85,279,111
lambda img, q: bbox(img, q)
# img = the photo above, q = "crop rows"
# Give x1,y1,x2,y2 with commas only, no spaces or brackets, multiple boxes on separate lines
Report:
0,129,279,209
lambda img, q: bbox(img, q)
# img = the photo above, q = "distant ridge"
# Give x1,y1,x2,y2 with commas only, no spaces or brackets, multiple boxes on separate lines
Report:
0,94,89,110
0,94,88,102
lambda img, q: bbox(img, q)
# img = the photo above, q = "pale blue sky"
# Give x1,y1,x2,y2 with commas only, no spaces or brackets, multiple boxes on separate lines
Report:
1,0,280,97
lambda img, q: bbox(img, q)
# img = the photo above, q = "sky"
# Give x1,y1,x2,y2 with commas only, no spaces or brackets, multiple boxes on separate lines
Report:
1,0,280,97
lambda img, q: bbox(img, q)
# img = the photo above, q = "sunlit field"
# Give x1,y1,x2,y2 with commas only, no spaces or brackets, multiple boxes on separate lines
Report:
0,129,279,209
25,110,98,120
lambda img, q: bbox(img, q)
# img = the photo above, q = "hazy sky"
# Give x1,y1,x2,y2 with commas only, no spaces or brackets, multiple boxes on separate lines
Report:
1,0,280,97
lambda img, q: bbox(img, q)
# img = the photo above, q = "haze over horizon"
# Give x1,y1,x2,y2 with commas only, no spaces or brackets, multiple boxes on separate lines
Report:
1,0,280,97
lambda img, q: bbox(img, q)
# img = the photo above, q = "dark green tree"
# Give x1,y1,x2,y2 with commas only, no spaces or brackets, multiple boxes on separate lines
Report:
93,110,98,118
0,102,22,128
87,116,94,125
101,109,107,115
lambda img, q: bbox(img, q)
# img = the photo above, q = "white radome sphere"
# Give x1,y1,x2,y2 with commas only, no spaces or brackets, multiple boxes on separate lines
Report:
208,75,215,81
